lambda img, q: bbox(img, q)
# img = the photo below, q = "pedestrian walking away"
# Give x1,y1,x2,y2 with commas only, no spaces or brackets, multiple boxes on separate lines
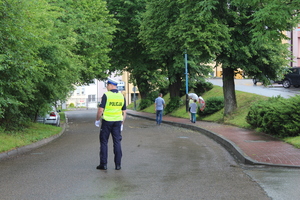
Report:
155,93,166,125
188,97,194,121
188,93,198,121
189,99,198,123
95,78,126,170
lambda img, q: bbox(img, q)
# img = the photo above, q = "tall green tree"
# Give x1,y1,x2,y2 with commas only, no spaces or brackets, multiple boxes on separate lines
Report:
0,0,60,128
106,0,167,100
50,0,117,84
29,1,80,120
139,0,212,98
139,0,183,98
0,0,117,130
174,0,300,115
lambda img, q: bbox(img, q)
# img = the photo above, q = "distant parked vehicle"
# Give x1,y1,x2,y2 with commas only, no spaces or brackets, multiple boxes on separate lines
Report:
36,106,60,126
252,77,282,85
282,67,300,88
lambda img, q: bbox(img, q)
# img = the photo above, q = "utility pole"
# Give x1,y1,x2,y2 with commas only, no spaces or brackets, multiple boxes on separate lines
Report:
185,50,189,112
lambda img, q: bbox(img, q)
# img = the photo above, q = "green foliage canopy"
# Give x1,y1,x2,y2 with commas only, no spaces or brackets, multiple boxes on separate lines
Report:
106,0,169,99
0,0,117,130
51,0,117,83
139,0,212,98
0,0,59,127
169,0,300,115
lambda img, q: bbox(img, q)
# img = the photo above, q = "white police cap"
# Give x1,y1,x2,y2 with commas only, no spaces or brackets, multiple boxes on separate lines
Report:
107,78,118,86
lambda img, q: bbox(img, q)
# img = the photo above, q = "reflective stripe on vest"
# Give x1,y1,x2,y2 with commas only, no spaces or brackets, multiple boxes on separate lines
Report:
103,91,124,121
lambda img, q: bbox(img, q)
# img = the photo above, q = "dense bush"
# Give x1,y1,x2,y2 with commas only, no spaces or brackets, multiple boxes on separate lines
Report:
165,96,183,114
246,95,300,137
193,81,214,95
180,80,213,97
68,103,75,108
139,91,160,110
198,96,224,116
246,96,279,128
139,99,153,110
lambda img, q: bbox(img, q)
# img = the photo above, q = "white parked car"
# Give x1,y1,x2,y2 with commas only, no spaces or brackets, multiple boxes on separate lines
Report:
36,106,60,127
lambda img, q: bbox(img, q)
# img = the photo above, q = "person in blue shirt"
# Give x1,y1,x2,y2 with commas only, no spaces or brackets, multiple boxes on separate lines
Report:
155,93,166,125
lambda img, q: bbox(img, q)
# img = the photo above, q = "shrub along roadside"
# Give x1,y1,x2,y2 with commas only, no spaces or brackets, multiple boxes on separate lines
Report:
164,96,183,114
247,95,300,138
198,96,224,116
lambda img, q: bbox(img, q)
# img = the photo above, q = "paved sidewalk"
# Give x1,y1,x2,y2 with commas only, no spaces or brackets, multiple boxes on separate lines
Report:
127,110,300,168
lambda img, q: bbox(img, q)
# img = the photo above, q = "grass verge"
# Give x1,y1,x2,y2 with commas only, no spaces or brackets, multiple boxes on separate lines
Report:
130,86,299,148
284,137,300,148
0,112,65,153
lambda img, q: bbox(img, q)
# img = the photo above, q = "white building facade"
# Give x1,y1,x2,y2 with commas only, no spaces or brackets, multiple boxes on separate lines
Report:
287,26,300,67
66,72,139,109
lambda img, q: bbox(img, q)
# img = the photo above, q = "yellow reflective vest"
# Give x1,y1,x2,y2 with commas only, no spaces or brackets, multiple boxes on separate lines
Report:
103,91,124,121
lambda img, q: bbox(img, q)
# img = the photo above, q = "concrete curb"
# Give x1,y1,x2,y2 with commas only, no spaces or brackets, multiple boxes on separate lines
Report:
128,112,300,168
0,121,67,161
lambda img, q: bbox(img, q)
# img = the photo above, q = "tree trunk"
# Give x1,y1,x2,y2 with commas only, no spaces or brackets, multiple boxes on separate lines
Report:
222,67,237,116
169,72,181,98
136,77,149,99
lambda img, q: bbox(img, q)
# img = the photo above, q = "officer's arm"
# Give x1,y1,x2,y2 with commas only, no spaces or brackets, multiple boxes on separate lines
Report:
96,94,106,121
96,107,104,121
122,110,126,124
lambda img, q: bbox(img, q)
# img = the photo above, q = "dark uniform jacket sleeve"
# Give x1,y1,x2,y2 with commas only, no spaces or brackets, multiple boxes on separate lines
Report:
122,98,126,110
99,94,107,108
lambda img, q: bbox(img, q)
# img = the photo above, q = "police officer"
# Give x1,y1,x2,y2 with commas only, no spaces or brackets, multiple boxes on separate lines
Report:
95,78,126,170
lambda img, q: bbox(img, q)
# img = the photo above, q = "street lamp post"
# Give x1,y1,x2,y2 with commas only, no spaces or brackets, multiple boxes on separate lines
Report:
185,50,189,112
133,86,137,110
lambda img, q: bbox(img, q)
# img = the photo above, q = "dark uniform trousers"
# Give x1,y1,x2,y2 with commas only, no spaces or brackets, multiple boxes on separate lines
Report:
99,120,122,165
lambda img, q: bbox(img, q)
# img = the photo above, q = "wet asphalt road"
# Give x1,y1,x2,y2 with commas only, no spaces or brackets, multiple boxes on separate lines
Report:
0,110,270,200
244,167,300,200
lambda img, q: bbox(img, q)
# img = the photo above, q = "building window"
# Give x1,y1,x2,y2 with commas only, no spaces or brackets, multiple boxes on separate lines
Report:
88,95,96,102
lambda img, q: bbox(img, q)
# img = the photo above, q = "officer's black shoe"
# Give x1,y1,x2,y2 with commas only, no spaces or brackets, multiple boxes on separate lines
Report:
96,164,107,170
115,165,121,170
